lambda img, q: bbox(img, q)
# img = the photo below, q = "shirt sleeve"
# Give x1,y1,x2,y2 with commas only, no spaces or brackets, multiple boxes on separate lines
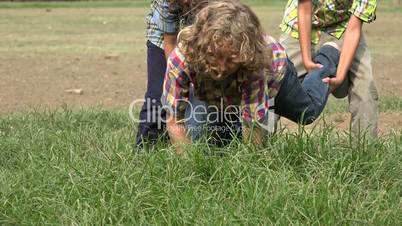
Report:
240,72,268,125
349,0,377,23
161,48,191,120
266,39,288,98
157,0,180,34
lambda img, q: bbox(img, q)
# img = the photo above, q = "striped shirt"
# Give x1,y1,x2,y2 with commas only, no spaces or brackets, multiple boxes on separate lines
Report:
161,35,288,124
146,0,181,49
280,0,377,44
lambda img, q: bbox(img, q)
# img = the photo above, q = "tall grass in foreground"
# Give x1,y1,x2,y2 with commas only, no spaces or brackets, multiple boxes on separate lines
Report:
0,109,401,225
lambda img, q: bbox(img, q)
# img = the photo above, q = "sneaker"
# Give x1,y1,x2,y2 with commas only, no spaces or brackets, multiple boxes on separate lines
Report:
322,41,340,51
321,42,348,97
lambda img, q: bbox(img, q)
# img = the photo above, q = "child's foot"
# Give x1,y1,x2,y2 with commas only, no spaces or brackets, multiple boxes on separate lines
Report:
322,41,340,51
320,42,348,96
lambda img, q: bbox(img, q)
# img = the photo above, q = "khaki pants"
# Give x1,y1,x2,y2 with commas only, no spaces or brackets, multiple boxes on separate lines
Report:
279,33,379,136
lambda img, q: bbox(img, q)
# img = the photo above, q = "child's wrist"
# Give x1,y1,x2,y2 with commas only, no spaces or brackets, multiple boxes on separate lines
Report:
335,70,347,80
302,57,313,65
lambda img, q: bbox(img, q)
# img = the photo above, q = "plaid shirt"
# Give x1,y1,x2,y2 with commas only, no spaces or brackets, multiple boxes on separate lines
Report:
161,36,288,124
280,0,377,44
146,0,181,49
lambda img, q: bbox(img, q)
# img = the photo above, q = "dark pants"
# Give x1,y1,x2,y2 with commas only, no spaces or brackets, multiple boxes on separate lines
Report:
135,41,168,147
274,45,340,124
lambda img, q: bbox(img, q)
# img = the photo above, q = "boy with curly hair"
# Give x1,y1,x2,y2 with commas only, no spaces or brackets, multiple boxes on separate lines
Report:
161,0,341,153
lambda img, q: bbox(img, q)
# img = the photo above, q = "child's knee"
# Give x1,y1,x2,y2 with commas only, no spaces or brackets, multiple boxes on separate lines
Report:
315,45,340,70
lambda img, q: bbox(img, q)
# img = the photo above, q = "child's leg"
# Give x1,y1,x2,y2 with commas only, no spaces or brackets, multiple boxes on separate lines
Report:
317,34,378,136
135,41,168,147
346,35,379,136
301,43,340,113
274,44,340,124
273,33,319,130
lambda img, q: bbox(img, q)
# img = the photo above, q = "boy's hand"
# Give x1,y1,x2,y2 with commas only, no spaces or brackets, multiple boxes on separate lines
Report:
322,76,344,91
303,59,323,72
166,114,191,155
298,0,323,74
242,124,265,148
322,15,363,92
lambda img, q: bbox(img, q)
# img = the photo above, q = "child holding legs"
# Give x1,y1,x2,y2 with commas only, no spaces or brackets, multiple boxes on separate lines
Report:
279,0,378,136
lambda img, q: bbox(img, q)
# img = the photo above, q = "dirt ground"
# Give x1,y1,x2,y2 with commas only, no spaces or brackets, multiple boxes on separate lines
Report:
1,54,401,109
1,7,401,133
0,54,145,112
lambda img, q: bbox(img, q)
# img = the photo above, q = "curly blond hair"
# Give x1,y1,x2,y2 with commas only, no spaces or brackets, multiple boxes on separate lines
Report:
177,0,269,78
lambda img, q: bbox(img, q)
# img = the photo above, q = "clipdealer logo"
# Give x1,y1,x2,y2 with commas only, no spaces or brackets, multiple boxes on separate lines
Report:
128,97,276,133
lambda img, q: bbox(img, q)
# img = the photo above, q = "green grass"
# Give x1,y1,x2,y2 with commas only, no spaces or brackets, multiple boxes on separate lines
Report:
0,6,147,56
0,1,149,9
0,1,286,56
0,0,286,9
1,1,401,57
0,109,401,225
0,0,399,11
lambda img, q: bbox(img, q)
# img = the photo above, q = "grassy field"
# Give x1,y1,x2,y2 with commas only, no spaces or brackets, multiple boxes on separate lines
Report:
0,0,286,9
1,109,401,225
1,0,402,225
1,0,401,55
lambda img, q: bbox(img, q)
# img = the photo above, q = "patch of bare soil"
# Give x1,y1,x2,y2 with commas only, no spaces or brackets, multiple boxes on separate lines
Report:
0,54,147,114
372,54,402,96
1,53,400,112
1,52,401,132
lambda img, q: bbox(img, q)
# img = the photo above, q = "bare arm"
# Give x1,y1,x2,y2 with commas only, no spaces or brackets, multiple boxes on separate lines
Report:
163,34,177,59
166,114,191,155
242,124,265,148
323,15,362,88
298,0,323,72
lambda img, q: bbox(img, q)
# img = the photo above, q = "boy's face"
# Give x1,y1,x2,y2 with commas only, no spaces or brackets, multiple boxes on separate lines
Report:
179,0,190,7
208,57,240,81
206,46,241,81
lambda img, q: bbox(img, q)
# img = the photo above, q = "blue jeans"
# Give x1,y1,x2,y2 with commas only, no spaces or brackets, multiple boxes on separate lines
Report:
274,45,340,124
185,45,340,142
